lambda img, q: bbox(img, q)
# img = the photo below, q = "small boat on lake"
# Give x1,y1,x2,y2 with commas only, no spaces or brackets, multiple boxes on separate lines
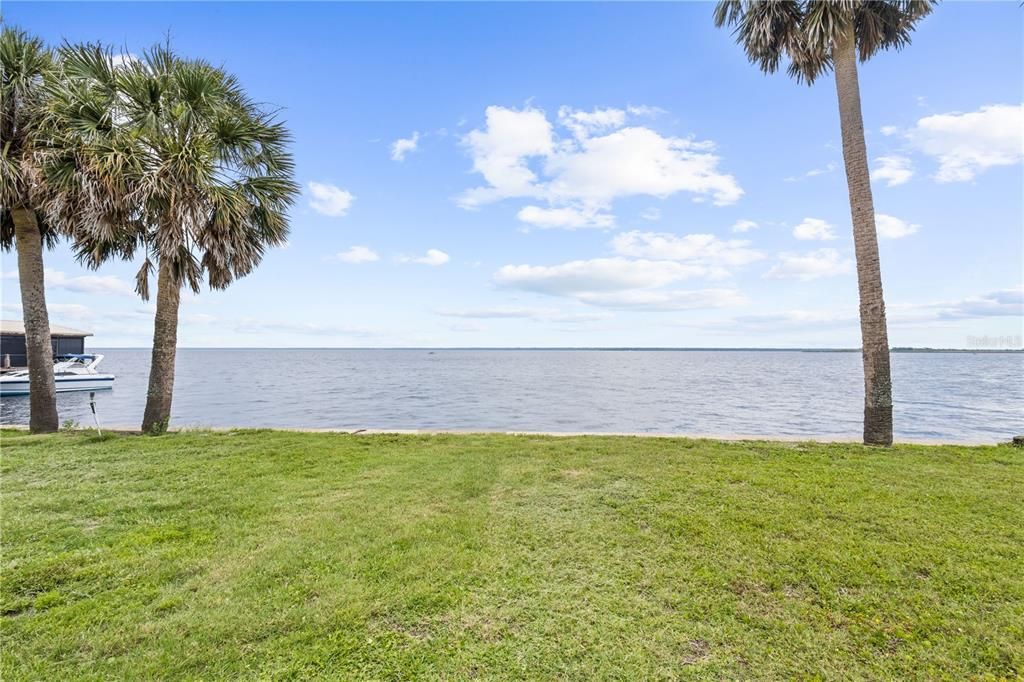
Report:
0,354,115,395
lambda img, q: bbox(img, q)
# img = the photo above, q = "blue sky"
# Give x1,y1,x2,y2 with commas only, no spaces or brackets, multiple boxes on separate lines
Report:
2,1,1022,348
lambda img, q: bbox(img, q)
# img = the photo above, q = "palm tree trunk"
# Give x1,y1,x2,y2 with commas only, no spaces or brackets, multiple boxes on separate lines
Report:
833,31,893,446
12,208,58,433
141,261,181,434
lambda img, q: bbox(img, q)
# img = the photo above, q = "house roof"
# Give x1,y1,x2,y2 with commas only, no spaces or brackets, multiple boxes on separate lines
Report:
0,320,93,338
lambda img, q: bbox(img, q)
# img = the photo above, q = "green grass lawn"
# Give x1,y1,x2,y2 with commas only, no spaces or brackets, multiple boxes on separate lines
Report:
1,429,1022,680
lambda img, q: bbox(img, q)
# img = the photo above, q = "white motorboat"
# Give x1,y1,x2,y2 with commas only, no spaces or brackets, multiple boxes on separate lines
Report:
0,354,115,395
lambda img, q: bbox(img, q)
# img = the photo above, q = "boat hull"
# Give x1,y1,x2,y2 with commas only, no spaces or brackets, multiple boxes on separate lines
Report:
0,375,115,396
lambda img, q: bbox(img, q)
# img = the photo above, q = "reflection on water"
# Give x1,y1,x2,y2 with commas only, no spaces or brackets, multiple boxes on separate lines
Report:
2,349,1021,443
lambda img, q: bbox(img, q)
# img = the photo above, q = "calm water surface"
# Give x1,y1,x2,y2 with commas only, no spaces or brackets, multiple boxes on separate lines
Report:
2,349,1021,443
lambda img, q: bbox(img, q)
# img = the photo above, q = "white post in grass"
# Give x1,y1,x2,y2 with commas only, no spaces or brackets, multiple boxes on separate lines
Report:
89,392,102,436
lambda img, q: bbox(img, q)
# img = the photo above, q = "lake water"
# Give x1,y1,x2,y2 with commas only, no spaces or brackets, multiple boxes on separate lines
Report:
1,349,1021,443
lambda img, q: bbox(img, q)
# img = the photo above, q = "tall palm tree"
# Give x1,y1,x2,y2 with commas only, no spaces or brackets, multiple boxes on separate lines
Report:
1,27,60,433
51,45,298,433
714,0,935,446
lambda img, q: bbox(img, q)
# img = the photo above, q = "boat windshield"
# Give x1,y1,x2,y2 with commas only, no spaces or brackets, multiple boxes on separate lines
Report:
56,354,94,364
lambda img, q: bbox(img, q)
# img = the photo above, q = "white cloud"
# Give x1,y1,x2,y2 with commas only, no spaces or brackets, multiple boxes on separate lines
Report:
880,125,899,136
626,104,666,118
458,104,743,219
640,207,662,222
544,126,742,207
6,300,156,322
517,205,615,230
449,321,487,333
765,249,852,281
459,106,554,208
785,162,837,182
892,287,1022,321
435,306,612,323
4,301,97,323
699,308,858,332
610,231,764,269
908,104,1024,182
308,181,355,217
871,155,914,187
792,218,837,241
557,106,627,140
390,132,420,161
404,249,450,266
805,162,837,177
49,302,96,320
731,219,758,233
714,287,1023,333
573,289,746,311
490,259,747,311
234,319,376,338
543,311,615,323
492,256,744,311
493,214,768,311
436,306,556,319
334,246,380,264
875,214,920,239
45,269,135,296
496,258,712,295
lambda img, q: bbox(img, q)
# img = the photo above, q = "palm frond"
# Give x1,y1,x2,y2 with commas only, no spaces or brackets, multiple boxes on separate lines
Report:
1,26,55,225
134,256,154,300
712,0,937,84
38,36,297,296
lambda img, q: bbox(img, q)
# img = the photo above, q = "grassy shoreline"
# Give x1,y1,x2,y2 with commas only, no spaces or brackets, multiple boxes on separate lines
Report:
2,429,1022,679
2,423,1007,447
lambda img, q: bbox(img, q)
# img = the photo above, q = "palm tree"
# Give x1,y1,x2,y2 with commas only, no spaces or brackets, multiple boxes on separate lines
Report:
51,45,298,434
714,0,935,446
1,27,60,432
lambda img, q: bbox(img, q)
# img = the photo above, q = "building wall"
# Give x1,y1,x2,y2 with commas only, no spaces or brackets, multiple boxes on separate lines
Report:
54,337,86,356
0,335,85,368
0,335,27,367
